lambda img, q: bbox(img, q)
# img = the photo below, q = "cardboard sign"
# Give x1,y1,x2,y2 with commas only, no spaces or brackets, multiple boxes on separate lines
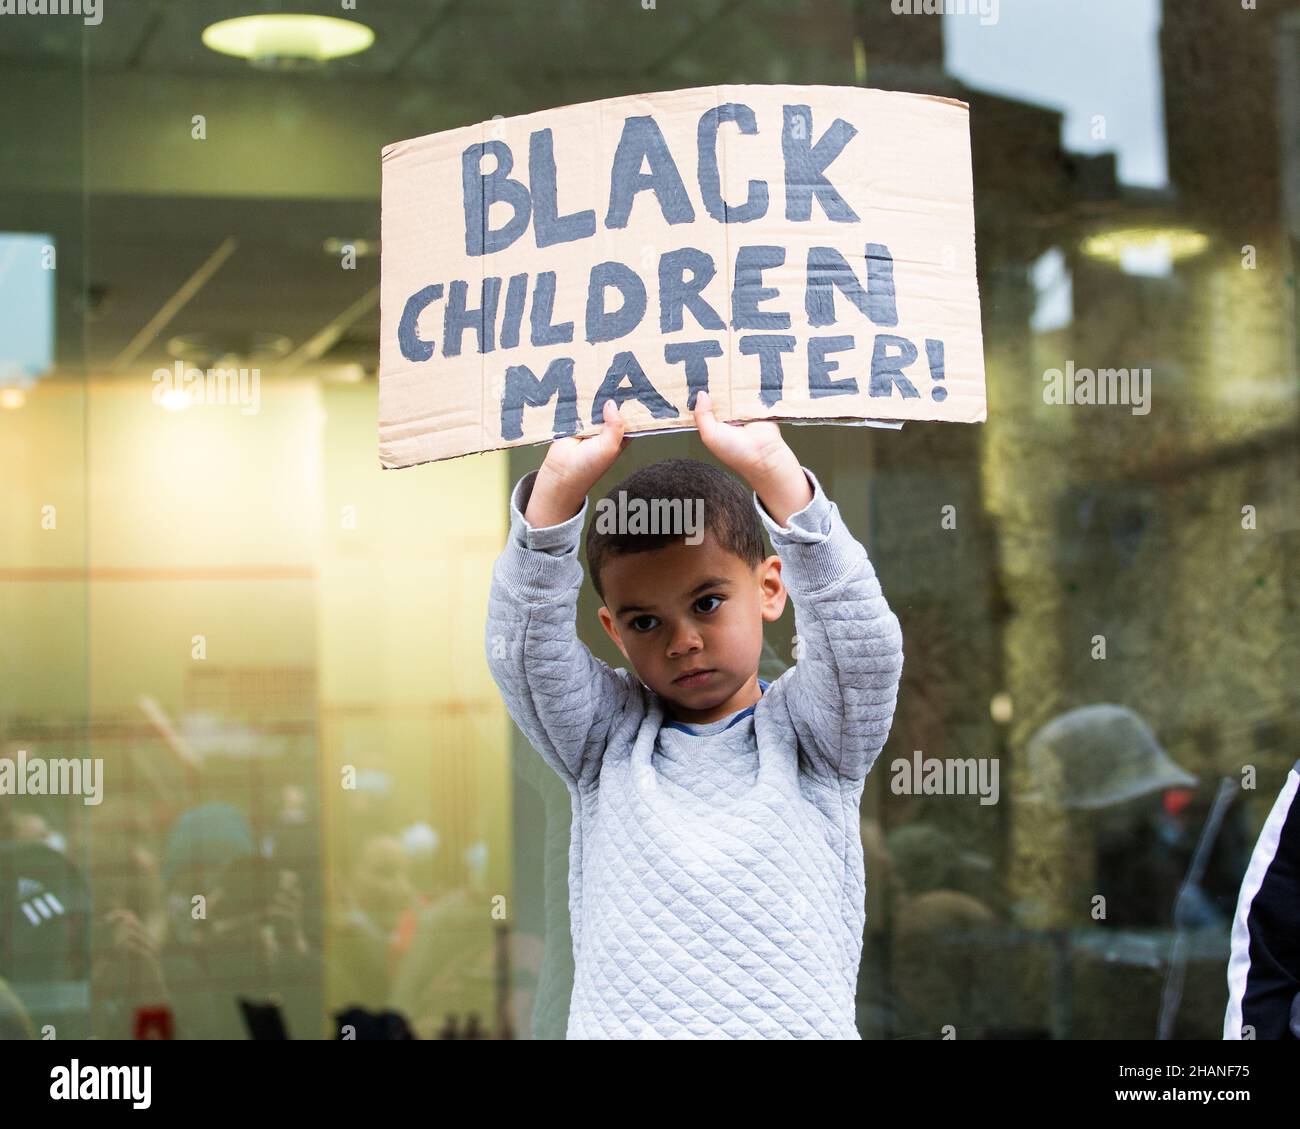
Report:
379,84,985,469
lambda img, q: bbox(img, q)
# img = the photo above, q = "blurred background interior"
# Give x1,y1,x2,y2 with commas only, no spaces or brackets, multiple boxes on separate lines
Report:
0,0,1297,1039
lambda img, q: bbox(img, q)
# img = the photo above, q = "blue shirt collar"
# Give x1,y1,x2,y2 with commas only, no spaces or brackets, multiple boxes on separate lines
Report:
663,678,770,735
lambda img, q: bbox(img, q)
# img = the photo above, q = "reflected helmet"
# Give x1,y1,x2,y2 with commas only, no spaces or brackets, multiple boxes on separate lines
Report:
1021,703,1198,809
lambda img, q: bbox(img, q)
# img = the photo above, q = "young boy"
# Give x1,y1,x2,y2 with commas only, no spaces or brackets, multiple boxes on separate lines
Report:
485,392,904,1039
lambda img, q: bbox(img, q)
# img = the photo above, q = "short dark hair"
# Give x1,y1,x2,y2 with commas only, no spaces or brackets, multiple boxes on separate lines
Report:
584,458,766,602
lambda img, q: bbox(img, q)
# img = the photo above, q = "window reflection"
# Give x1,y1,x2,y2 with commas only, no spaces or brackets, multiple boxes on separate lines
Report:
1,0,1295,1040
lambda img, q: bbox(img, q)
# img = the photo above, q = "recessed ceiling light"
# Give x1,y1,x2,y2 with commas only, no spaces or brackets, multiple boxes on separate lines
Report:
161,388,191,412
165,332,293,366
323,237,378,257
1080,226,1209,266
202,15,375,68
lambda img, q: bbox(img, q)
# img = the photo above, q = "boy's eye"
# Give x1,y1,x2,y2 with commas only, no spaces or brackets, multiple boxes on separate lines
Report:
695,595,723,614
630,615,658,632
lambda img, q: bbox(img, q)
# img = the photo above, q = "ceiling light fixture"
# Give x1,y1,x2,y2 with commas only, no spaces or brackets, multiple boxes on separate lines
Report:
1080,225,1210,266
323,237,378,258
202,14,375,69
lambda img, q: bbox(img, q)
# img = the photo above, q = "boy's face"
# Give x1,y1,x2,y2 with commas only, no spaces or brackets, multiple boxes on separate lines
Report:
596,532,786,724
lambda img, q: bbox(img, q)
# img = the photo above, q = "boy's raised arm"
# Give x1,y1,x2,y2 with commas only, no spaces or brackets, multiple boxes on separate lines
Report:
753,464,904,784
692,393,904,785
485,402,635,786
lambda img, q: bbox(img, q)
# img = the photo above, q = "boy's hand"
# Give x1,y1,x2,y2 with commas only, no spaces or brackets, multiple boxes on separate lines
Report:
526,399,629,527
693,391,812,526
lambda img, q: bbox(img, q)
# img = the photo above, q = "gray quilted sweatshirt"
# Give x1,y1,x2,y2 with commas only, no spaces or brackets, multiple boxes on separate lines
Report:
485,463,904,1039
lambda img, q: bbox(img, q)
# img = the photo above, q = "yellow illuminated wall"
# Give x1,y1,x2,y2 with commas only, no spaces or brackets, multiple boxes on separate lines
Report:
0,375,510,1039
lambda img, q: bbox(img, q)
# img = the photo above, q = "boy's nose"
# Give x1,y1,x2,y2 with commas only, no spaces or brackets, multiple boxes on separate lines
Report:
665,626,703,658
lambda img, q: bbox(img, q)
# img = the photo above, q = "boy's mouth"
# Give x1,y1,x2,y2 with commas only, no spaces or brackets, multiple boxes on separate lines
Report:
673,668,715,688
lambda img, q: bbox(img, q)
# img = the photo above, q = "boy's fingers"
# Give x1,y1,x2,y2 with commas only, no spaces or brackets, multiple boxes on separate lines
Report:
605,403,626,453
692,391,708,422
694,394,718,441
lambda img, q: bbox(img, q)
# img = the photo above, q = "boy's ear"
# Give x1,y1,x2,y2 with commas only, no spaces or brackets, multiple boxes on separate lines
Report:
758,554,787,623
597,606,630,660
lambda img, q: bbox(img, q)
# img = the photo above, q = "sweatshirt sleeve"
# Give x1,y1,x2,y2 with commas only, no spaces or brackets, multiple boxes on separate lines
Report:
485,469,636,787
1224,761,1300,1039
756,465,904,785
